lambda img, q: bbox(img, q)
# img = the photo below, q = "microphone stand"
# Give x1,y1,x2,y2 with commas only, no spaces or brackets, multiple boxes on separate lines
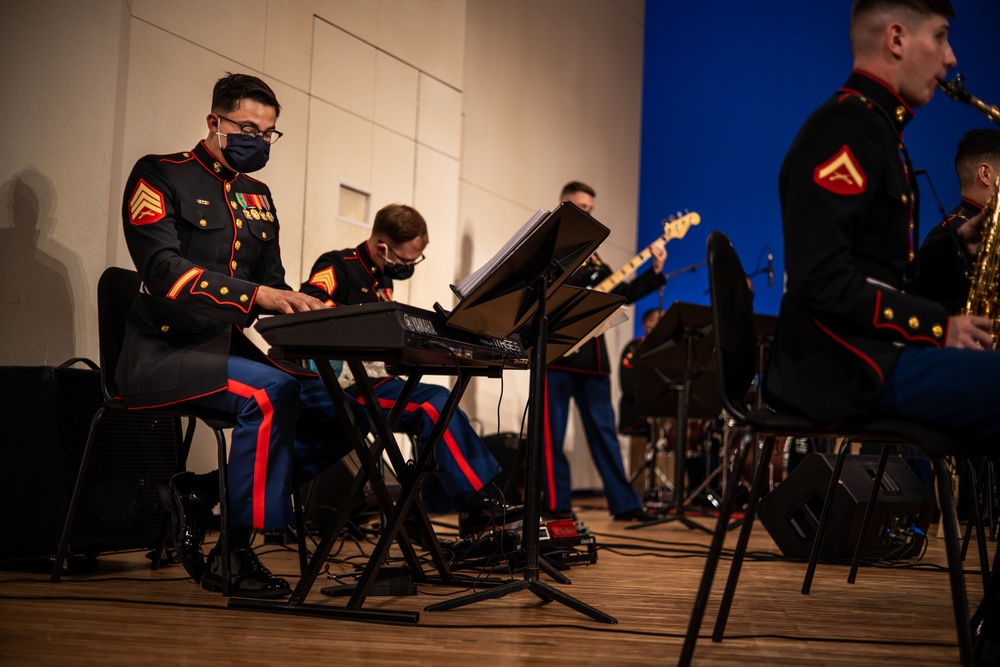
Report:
664,260,706,282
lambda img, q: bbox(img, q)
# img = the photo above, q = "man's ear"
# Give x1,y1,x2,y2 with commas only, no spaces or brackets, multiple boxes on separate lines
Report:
978,163,994,189
886,22,906,59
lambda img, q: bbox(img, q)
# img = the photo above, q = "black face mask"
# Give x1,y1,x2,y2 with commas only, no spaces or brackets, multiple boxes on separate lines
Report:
218,132,270,173
382,260,415,281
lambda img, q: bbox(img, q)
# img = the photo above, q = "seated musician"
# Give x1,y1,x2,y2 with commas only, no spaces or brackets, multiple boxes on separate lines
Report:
763,2,1000,659
118,73,368,597
301,203,510,534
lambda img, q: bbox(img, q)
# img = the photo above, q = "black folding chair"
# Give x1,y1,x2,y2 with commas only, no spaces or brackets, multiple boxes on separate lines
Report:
52,267,307,594
679,231,985,667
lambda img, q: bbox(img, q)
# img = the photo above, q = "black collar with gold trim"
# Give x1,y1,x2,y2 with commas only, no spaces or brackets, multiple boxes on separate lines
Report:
192,140,237,181
839,69,915,135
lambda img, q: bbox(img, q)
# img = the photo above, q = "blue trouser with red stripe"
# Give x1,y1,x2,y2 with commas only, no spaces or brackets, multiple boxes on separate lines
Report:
543,369,642,516
877,346,1000,593
877,346,1000,438
181,356,365,529
369,376,499,511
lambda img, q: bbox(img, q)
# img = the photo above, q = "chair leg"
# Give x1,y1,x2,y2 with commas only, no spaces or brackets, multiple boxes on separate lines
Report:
989,458,999,541
711,434,776,642
214,428,231,597
961,459,991,592
150,503,171,572
678,428,756,667
176,416,197,470
52,407,105,582
960,463,976,562
848,445,892,584
802,438,851,594
293,491,308,577
931,456,974,667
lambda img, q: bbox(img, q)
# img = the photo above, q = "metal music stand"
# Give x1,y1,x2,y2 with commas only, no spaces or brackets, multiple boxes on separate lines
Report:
628,302,718,533
425,202,622,623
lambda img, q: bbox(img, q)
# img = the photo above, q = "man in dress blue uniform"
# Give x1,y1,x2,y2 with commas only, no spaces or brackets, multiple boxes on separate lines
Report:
119,73,366,597
301,203,507,530
916,128,1000,313
763,2,1000,661
543,182,666,522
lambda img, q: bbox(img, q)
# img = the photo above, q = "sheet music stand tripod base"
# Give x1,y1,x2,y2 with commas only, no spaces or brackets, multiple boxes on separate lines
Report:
426,279,616,622
425,202,619,624
627,302,717,534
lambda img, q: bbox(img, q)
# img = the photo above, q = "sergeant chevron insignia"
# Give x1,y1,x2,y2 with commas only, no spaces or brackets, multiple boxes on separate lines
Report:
308,267,337,296
128,179,166,225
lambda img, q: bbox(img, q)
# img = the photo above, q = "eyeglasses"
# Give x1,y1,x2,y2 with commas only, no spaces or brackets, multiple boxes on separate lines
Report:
218,115,284,144
381,241,426,267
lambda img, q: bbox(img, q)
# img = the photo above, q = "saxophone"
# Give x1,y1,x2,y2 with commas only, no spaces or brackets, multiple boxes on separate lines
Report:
938,75,1000,349
938,74,1000,126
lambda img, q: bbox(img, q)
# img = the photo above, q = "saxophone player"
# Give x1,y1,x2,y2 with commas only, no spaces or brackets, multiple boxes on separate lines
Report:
763,1,999,661
916,129,1000,313
915,128,1000,664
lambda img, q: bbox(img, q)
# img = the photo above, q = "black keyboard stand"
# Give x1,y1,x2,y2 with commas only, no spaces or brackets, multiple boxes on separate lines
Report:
228,356,501,622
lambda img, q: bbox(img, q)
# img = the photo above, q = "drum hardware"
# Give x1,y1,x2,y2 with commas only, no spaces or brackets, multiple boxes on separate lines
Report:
629,417,676,508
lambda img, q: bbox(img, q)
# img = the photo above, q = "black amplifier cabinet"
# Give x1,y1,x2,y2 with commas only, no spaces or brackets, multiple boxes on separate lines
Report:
758,453,935,562
0,365,178,561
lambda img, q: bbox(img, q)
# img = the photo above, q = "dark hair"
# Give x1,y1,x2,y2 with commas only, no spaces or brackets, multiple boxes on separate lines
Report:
851,0,955,21
641,308,661,324
211,72,281,118
560,181,596,200
372,204,428,245
955,129,1000,188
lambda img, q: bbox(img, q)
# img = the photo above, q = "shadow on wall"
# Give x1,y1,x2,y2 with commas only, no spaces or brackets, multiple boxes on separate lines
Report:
0,169,77,365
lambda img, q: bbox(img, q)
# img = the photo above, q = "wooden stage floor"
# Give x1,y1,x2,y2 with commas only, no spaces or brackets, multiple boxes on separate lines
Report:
0,505,987,666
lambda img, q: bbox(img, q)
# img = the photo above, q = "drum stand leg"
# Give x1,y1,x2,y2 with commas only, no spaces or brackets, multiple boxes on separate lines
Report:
628,418,674,508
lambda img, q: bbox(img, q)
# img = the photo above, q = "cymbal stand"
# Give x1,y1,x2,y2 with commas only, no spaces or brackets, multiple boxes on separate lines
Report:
628,324,713,534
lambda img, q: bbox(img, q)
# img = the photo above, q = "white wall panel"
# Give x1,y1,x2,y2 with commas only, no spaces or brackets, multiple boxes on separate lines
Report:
411,145,460,310
375,0,466,87
301,98,373,277
374,52,419,138
310,18,376,119
417,73,462,159
130,0,267,73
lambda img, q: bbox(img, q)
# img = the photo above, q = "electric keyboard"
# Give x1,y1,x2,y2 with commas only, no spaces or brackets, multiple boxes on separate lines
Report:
256,301,529,371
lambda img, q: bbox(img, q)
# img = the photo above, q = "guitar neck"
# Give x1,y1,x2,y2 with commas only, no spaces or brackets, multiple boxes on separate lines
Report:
593,247,654,293
589,211,699,295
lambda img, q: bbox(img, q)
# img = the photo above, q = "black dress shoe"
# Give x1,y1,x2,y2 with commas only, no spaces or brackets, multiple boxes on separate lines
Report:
201,546,291,599
973,601,1000,666
614,507,661,522
165,471,215,583
540,509,577,521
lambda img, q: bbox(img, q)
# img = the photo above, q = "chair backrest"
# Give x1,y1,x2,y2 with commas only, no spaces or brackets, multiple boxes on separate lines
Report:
706,231,758,423
96,266,142,401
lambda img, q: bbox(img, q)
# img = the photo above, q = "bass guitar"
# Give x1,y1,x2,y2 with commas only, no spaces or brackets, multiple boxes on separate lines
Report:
592,211,700,293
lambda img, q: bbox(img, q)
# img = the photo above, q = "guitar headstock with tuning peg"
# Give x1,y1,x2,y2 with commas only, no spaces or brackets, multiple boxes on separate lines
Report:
661,211,701,240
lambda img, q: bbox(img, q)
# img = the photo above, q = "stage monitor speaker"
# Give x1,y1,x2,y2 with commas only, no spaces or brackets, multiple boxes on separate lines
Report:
757,452,935,561
0,365,179,561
